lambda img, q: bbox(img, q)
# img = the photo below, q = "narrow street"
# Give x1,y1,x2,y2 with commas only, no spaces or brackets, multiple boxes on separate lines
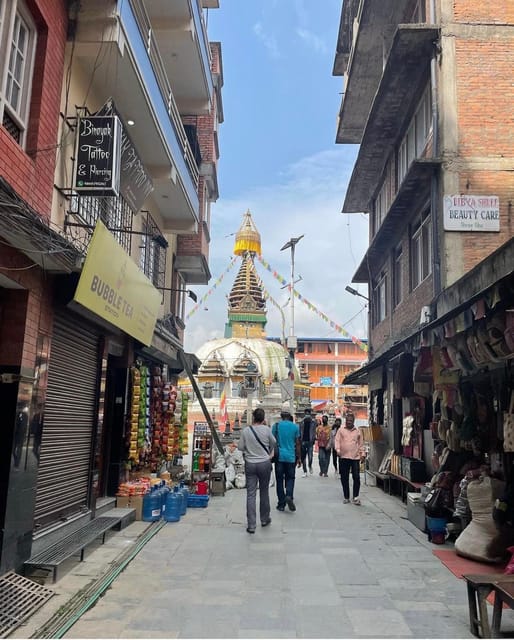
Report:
52,462,480,638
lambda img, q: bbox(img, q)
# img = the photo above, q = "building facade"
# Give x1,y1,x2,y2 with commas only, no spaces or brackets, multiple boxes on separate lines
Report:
334,1,514,471
0,0,222,572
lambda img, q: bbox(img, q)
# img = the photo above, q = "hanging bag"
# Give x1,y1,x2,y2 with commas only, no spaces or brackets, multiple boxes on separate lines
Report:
270,423,280,463
503,392,514,452
249,425,277,462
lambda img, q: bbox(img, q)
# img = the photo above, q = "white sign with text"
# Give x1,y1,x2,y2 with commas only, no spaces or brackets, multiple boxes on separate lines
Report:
443,195,500,232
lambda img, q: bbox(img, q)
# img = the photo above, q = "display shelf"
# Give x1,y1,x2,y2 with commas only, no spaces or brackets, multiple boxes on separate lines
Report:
191,421,213,493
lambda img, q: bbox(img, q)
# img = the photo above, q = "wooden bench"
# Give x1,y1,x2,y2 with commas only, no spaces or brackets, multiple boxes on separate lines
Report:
387,472,424,502
24,515,122,583
463,573,514,638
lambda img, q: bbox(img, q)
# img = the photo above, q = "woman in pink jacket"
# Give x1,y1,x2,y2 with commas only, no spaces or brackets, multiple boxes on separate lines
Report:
334,411,365,505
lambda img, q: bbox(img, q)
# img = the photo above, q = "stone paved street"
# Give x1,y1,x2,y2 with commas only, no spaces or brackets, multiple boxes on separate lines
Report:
48,459,484,639
15,457,514,639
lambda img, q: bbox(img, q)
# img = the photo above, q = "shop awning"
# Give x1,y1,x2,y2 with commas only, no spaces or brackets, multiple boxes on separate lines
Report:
0,176,80,273
345,237,514,385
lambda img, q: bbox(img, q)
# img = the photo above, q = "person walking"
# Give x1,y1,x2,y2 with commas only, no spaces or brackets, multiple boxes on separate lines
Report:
238,407,276,533
299,408,316,477
316,415,332,477
330,417,342,477
334,411,365,505
272,410,301,512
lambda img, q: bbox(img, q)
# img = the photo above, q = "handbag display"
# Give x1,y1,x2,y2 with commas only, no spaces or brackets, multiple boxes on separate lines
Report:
503,392,514,452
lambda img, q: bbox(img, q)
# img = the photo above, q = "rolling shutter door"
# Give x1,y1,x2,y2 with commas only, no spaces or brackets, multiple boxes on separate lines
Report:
34,311,101,529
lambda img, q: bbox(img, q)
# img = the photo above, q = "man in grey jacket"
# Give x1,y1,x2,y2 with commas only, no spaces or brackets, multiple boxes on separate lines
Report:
238,407,276,533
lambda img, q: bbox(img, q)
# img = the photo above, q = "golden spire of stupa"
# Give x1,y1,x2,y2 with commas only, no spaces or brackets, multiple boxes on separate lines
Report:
233,209,261,256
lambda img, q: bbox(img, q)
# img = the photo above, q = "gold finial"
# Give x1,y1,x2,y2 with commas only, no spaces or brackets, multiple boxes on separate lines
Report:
233,209,261,256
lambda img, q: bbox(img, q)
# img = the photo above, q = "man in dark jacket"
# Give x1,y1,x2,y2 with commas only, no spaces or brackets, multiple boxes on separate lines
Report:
300,408,316,477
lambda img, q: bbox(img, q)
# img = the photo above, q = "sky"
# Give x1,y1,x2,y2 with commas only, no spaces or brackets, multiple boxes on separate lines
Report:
183,0,369,354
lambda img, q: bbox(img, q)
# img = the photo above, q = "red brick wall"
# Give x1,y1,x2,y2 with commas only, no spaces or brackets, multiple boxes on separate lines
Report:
453,0,514,23
0,0,67,218
0,246,53,371
454,34,514,272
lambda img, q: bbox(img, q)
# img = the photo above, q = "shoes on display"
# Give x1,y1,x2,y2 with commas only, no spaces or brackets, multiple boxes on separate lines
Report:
261,518,272,527
246,527,255,534
343,498,350,504
285,496,296,512
352,498,361,506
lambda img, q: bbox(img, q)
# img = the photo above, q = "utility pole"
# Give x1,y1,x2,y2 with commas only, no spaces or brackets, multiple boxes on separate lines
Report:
280,235,304,417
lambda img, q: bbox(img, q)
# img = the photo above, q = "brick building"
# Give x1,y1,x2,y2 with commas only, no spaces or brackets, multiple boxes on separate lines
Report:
334,1,514,470
0,0,222,573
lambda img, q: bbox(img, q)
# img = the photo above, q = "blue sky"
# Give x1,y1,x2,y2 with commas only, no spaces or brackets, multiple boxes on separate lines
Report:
184,0,369,353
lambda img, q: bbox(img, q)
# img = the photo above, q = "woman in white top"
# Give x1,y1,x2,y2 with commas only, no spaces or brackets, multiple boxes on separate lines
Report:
238,407,277,533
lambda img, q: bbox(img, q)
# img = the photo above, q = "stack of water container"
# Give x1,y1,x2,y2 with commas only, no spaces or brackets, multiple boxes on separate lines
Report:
142,480,191,523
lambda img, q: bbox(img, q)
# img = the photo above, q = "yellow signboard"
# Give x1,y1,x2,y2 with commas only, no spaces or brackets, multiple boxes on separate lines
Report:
74,221,161,345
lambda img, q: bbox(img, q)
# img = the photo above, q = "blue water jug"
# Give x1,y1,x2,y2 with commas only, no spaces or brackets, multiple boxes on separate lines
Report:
142,486,162,522
178,482,189,516
164,489,181,522
161,482,170,516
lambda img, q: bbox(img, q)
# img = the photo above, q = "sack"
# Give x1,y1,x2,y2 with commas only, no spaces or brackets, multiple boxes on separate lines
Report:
503,392,514,452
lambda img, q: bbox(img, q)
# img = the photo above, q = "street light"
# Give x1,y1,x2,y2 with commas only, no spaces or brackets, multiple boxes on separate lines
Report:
280,235,304,415
345,285,369,302
157,287,198,303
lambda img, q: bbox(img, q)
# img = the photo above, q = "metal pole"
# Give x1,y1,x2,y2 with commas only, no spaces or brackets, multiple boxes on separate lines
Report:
290,242,295,339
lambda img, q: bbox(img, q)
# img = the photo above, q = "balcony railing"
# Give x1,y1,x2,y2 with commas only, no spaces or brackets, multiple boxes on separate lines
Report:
127,0,200,189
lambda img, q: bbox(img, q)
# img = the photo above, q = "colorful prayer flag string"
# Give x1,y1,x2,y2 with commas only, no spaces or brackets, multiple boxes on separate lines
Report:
255,255,368,353
185,257,238,320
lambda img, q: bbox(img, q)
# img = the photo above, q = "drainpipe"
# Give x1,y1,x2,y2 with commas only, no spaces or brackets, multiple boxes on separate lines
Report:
430,0,442,298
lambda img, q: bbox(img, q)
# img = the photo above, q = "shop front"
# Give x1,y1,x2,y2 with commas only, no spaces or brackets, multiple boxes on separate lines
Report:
348,239,514,555
32,221,161,545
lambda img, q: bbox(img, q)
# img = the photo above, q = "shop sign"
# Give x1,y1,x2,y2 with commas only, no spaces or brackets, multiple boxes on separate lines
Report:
74,116,122,195
97,101,154,212
320,376,333,386
74,221,161,346
443,195,500,232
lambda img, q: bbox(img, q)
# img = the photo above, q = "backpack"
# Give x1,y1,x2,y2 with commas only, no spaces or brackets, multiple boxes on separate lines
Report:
317,426,330,448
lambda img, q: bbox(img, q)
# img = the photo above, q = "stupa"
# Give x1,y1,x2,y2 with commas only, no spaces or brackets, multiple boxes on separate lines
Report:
181,211,310,428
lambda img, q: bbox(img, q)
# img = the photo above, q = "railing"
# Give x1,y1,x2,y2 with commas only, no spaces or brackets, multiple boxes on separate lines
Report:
127,0,200,189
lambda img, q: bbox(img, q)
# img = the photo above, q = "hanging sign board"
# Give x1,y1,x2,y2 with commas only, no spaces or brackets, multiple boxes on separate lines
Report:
97,101,154,212
74,116,122,195
74,221,161,346
443,195,500,232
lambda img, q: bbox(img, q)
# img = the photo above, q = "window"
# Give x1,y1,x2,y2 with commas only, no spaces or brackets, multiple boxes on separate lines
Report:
372,159,394,236
393,245,403,308
397,84,432,185
0,0,36,146
372,271,387,326
411,209,432,289
139,212,166,289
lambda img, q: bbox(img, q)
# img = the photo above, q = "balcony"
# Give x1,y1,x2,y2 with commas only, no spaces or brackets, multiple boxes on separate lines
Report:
146,0,216,115
352,158,440,282
342,24,439,213
71,0,202,233
334,0,411,144
175,220,211,285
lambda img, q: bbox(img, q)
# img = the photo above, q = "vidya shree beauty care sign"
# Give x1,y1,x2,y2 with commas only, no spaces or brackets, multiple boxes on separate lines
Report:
74,221,161,345
443,195,500,232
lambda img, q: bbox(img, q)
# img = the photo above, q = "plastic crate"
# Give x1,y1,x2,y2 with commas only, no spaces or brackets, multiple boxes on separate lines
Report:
187,494,209,508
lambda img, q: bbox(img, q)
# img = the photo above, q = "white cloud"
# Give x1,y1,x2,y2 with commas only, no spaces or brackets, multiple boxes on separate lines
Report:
183,147,369,355
295,28,328,55
253,21,281,59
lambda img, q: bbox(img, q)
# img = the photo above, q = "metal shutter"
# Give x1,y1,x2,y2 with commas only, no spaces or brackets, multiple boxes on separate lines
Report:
34,311,100,529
